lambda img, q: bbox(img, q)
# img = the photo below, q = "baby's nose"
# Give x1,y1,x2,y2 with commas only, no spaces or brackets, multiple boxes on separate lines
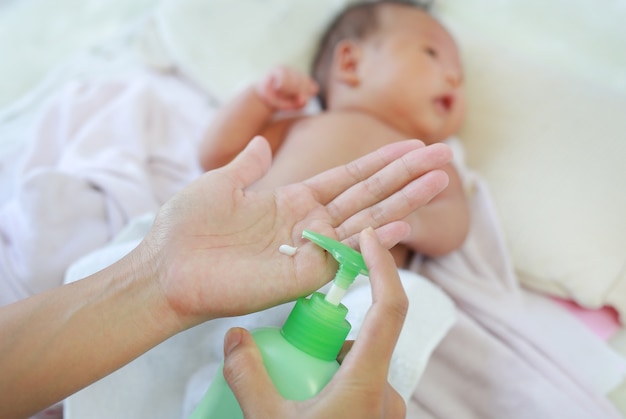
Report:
446,71,463,88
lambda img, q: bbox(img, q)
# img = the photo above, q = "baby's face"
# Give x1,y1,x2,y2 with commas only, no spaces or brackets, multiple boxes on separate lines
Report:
360,6,466,143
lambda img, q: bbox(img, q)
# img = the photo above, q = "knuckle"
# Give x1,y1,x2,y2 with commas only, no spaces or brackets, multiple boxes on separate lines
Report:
367,203,387,226
387,292,409,322
386,387,407,419
344,159,365,182
364,173,387,201
222,355,240,384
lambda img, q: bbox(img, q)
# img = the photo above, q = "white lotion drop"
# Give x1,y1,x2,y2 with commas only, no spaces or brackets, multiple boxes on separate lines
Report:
279,244,298,256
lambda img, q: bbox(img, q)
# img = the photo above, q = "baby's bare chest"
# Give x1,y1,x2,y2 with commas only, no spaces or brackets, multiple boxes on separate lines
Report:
281,113,404,158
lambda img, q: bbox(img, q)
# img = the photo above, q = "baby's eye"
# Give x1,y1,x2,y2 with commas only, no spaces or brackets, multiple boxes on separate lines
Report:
424,47,438,58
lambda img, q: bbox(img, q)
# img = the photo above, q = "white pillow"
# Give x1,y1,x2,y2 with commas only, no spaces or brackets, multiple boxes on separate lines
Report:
155,0,356,104
440,14,626,320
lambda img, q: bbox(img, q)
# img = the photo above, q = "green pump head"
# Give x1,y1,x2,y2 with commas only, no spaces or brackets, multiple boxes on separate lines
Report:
302,229,369,306
279,230,370,361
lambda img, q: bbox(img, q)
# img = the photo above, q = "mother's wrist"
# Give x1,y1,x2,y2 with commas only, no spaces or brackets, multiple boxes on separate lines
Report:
128,239,186,338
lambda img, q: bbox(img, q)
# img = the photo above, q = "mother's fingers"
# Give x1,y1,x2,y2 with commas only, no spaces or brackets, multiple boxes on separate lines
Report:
334,143,452,243
341,169,449,249
383,383,407,419
303,140,426,206
337,229,408,383
222,136,273,189
223,328,285,418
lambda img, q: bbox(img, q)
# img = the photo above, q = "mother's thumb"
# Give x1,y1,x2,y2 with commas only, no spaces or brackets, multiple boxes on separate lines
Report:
222,328,284,418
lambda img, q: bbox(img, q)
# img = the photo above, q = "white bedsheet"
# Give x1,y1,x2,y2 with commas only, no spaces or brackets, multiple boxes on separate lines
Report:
0,71,213,305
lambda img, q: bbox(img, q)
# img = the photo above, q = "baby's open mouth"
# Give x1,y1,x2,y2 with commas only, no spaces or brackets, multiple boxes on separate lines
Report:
434,94,454,113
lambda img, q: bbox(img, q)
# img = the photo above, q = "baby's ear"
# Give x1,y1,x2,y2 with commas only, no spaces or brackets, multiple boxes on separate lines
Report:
331,40,362,86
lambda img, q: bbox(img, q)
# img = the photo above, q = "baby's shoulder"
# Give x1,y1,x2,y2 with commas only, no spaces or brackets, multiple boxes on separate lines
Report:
298,111,404,140
312,110,389,127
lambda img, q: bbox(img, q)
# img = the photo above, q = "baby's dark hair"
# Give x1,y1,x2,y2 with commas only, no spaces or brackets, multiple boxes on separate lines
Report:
311,0,433,109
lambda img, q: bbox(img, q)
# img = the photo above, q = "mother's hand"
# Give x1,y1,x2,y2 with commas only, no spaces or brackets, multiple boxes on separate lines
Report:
223,228,408,418
142,135,451,327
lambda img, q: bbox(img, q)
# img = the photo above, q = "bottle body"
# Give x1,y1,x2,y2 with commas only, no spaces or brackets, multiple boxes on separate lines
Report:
190,327,340,418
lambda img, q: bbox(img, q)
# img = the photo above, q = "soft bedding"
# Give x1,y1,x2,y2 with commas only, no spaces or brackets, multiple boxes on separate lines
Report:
0,72,213,304
1,0,626,418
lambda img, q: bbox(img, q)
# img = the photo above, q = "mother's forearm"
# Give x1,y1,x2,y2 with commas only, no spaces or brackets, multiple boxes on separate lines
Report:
0,249,178,419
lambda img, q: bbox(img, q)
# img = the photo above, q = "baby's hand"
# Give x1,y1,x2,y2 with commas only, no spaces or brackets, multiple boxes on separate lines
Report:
255,66,319,111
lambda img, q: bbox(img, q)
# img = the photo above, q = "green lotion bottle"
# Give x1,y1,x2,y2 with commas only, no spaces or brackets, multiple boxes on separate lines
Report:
190,230,369,419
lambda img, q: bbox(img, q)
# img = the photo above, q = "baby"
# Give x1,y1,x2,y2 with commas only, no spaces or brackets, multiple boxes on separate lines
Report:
200,0,470,267
184,2,467,413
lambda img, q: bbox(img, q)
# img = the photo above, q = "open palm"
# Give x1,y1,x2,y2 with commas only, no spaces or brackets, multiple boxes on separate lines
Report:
144,136,451,327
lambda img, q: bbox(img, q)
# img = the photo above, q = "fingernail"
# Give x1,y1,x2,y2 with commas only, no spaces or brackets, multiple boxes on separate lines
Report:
224,327,243,356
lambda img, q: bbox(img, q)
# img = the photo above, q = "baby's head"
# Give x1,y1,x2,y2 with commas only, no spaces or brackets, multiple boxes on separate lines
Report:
311,0,465,143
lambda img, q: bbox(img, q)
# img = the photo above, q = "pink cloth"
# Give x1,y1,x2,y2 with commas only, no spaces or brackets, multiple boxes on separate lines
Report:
552,297,621,340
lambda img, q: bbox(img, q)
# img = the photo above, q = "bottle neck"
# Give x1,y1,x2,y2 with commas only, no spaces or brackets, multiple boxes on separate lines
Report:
281,292,351,361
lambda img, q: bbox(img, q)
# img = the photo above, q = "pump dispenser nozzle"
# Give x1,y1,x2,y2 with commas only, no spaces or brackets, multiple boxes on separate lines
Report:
302,230,369,306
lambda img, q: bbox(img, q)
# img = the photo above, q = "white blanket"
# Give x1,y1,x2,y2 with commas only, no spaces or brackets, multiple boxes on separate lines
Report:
0,71,213,305
407,166,625,418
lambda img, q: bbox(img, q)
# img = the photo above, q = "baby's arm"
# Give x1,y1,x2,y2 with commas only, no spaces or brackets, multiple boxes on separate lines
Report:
199,66,318,170
401,162,470,257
